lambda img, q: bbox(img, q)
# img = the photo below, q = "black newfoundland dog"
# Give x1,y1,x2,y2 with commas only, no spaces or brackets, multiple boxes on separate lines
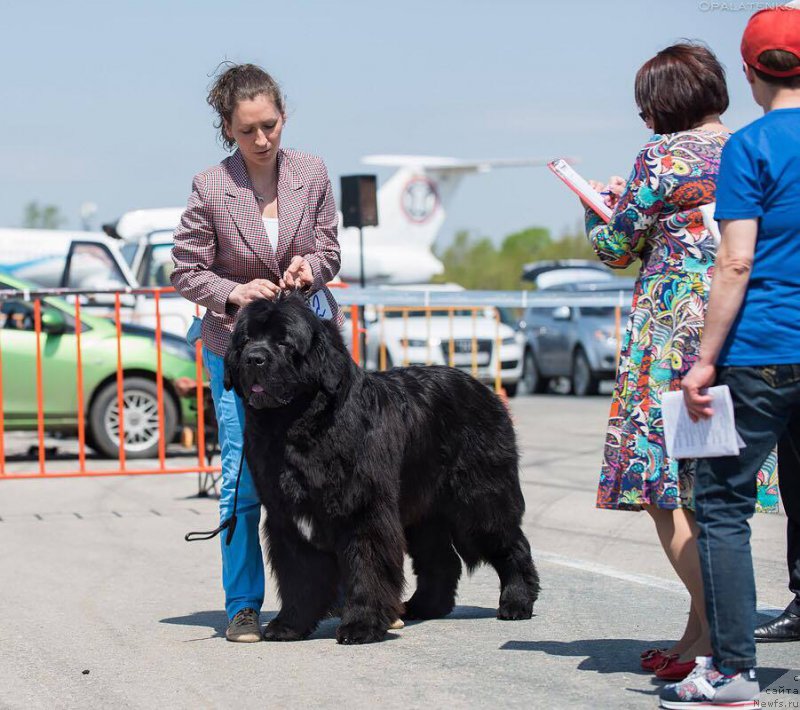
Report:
224,294,539,644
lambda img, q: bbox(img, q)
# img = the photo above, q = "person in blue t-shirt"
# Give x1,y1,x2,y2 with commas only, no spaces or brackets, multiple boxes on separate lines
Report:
660,7,800,709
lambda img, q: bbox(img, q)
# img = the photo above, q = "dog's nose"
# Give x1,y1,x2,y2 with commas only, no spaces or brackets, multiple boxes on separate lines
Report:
246,351,267,367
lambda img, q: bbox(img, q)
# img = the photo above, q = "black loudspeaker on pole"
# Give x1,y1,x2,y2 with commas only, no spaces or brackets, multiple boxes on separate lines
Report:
340,174,379,364
340,175,379,288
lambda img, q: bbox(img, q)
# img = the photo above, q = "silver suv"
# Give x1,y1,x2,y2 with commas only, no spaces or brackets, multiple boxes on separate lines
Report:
521,279,633,396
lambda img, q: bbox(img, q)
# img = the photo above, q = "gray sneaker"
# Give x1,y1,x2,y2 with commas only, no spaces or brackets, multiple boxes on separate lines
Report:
660,662,759,708
225,608,261,643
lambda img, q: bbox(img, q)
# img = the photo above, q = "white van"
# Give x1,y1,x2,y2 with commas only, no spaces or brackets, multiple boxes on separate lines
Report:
0,228,137,291
103,208,184,286
0,227,197,336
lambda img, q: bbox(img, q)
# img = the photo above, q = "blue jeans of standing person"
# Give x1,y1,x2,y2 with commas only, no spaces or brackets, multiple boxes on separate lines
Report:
694,364,800,671
203,346,265,620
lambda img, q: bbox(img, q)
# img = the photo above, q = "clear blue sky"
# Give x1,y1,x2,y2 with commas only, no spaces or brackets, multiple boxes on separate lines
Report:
0,0,768,246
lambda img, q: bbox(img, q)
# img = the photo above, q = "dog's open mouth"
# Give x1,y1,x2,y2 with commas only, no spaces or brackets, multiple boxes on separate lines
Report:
245,380,290,408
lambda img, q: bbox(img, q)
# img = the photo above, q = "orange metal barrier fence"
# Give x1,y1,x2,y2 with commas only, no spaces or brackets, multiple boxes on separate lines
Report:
0,286,216,481
0,285,623,481
372,305,506,395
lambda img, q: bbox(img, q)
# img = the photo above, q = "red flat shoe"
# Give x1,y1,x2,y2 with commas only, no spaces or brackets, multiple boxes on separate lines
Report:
640,649,674,672
655,656,698,681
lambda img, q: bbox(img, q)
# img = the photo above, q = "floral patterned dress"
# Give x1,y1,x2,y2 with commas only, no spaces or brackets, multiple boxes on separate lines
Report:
585,130,779,512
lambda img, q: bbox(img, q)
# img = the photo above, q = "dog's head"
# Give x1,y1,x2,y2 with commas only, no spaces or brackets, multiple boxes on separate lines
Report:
223,293,350,409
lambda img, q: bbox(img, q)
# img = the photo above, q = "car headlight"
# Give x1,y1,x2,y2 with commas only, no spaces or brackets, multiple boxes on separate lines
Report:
501,336,517,345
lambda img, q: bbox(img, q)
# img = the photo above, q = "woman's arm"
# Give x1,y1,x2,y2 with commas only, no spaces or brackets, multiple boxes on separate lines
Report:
585,138,668,269
170,174,240,314
304,161,341,292
681,218,758,420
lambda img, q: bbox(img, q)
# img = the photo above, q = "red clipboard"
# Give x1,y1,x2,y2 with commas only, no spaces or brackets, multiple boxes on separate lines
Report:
548,158,613,224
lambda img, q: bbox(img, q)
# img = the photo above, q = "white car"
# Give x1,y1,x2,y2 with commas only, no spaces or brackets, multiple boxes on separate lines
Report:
363,301,524,397
0,226,202,337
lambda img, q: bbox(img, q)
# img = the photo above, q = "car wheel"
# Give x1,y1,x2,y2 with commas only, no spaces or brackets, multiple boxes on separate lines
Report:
570,348,599,397
88,377,178,459
523,350,548,394
504,382,518,398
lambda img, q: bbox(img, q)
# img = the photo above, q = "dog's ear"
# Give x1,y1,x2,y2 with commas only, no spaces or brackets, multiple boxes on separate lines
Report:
308,322,348,394
320,353,346,394
223,319,246,395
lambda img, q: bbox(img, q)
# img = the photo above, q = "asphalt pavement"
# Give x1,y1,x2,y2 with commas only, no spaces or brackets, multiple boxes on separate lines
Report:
1,394,797,709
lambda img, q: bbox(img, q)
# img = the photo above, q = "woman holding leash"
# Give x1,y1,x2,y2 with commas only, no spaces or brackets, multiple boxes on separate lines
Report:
171,63,342,642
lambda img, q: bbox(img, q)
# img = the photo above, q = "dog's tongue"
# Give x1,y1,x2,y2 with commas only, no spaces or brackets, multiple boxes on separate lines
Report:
251,384,265,394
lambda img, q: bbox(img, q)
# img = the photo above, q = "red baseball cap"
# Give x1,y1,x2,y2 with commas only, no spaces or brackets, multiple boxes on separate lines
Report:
741,7,800,77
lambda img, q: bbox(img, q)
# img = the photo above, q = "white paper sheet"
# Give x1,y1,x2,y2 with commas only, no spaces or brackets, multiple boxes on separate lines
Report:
699,202,721,247
662,386,745,459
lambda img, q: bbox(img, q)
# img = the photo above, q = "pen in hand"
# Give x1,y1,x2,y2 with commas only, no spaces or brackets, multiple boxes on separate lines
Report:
589,176,626,208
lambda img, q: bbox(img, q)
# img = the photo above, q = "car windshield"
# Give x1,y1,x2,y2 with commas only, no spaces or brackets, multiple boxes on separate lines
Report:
120,242,137,267
579,306,631,318
143,243,175,287
0,278,89,333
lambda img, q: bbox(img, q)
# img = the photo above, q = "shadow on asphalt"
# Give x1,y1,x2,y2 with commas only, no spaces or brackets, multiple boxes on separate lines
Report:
160,610,230,638
756,608,787,624
401,605,501,626
159,610,405,643
499,640,790,690
498,638,674,673
756,667,794,687
446,605,501,620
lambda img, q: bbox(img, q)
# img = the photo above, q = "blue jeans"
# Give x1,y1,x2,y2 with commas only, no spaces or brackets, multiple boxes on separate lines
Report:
203,347,265,620
695,364,800,671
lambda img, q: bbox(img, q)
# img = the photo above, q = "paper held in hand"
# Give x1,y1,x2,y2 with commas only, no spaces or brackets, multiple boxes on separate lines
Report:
698,202,722,247
548,159,613,223
662,386,746,459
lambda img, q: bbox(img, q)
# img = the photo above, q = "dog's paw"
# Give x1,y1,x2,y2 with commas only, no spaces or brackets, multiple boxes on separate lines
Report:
262,617,307,642
336,620,387,645
497,597,533,621
402,595,454,620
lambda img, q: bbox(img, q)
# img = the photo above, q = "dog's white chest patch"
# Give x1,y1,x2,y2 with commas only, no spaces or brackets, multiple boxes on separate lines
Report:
293,515,315,542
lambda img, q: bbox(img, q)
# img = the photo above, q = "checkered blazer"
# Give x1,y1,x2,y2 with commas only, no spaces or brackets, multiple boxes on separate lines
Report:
170,148,342,356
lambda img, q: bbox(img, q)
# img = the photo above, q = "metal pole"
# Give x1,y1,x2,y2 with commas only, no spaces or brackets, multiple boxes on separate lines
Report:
359,226,365,289
358,226,366,365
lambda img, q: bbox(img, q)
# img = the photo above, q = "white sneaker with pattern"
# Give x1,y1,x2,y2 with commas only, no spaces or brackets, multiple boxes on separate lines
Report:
659,660,759,709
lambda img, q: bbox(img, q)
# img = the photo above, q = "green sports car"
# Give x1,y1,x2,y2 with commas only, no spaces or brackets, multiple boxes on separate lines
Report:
0,273,199,459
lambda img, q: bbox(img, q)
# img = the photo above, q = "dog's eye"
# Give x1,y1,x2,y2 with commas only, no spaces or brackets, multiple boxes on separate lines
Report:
277,342,292,351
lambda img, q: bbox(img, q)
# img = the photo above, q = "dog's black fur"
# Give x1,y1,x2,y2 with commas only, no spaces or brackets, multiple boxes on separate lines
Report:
224,294,540,644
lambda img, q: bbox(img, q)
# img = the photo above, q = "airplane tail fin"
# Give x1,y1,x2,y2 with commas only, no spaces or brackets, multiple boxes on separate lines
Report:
336,155,563,284
359,155,554,251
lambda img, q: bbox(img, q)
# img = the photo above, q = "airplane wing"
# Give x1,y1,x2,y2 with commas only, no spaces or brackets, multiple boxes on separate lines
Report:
362,155,579,173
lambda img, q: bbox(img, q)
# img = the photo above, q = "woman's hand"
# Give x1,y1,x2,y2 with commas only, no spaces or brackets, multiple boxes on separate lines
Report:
227,279,282,307
604,176,626,208
588,176,626,209
280,256,314,291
